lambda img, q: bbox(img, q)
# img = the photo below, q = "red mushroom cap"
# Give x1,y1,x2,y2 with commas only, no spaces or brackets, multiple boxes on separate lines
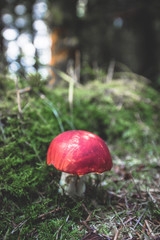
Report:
47,130,112,175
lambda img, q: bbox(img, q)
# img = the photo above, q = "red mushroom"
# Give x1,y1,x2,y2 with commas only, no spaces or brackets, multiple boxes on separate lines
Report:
47,130,112,197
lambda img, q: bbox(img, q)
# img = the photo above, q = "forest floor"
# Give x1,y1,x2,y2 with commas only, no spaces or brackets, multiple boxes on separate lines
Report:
0,71,160,240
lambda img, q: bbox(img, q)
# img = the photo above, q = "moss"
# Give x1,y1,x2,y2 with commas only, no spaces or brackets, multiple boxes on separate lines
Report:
0,73,160,239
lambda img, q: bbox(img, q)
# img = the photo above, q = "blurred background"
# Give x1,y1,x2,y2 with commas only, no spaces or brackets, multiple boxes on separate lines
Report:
1,0,160,88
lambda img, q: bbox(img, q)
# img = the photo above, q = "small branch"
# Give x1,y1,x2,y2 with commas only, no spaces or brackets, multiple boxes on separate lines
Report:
145,220,155,238
113,229,120,240
111,207,128,232
123,216,136,225
19,87,32,94
38,207,62,219
81,203,91,216
79,203,92,232
148,190,157,205
135,231,141,239
134,207,148,229
124,196,129,209
15,77,31,114
11,218,29,234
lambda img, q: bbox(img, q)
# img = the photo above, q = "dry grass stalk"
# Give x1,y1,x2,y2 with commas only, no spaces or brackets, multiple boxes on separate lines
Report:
106,60,115,83
67,63,76,113
113,228,120,240
15,76,31,114
145,220,155,238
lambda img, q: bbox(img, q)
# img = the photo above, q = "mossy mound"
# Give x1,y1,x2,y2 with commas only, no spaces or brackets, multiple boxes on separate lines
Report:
0,73,160,239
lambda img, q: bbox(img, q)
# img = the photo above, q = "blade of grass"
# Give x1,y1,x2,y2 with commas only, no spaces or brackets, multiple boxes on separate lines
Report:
49,66,74,84
40,94,64,133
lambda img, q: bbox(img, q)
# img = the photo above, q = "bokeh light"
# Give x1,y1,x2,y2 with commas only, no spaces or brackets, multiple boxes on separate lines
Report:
6,41,20,61
15,17,27,28
2,28,19,41
113,17,123,28
2,13,13,25
2,0,51,78
14,4,27,15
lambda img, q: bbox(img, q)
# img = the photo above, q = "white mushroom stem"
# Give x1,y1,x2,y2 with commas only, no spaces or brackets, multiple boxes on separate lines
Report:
59,172,86,197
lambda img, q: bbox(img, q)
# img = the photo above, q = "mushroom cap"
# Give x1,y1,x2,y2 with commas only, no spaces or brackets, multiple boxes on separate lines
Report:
47,130,112,175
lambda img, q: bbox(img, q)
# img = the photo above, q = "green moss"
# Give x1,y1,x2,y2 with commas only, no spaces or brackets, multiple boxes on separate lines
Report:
0,73,160,239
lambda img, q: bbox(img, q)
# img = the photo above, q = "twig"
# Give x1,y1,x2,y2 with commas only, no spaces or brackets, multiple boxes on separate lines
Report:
123,216,136,225
124,196,129,209
38,207,61,219
136,231,141,238
107,191,124,198
148,190,157,204
15,76,31,114
82,203,91,216
142,221,146,235
79,203,92,231
111,207,127,231
145,220,155,238
11,218,29,234
113,229,120,240
134,207,148,229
